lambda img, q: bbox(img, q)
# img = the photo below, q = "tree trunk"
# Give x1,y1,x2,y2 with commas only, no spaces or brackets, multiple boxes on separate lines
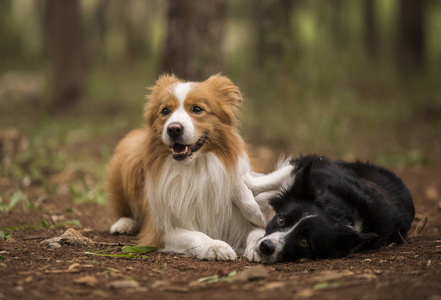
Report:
161,0,226,81
395,0,425,70
47,0,85,109
254,0,295,69
364,0,378,60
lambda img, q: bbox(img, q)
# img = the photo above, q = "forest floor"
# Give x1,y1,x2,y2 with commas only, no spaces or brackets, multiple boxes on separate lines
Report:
1,150,441,300
1,87,441,299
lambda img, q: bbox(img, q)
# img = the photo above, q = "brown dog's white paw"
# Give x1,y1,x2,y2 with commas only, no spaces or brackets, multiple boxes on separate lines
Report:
110,217,138,235
194,240,237,261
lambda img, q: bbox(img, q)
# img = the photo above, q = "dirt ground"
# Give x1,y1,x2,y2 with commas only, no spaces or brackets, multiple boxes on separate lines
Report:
1,153,441,299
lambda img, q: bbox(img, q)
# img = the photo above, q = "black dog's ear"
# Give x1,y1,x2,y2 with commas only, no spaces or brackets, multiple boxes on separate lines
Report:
333,226,378,257
269,195,289,212
293,159,315,196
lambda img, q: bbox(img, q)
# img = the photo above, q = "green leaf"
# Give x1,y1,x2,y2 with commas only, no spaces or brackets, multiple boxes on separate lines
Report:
84,251,138,258
0,255,5,260
198,275,219,283
0,230,10,240
313,282,329,290
69,184,80,197
1,192,24,213
122,245,158,254
41,217,50,228
54,220,82,228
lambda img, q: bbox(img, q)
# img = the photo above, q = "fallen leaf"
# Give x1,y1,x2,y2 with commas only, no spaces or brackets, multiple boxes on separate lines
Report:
68,263,82,272
151,280,169,288
74,275,99,287
107,279,140,289
163,285,189,293
257,281,287,291
235,266,268,282
295,289,314,298
312,270,354,282
39,228,94,247
425,186,439,201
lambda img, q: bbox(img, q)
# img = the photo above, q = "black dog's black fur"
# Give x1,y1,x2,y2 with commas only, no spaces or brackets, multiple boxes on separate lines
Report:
257,155,415,263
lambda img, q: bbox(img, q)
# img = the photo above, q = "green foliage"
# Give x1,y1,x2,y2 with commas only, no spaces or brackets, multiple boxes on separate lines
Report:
84,245,156,259
122,246,158,254
0,190,29,213
377,149,429,167
0,230,11,240
69,177,106,205
41,217,50,228
84,252,141,258
1,219,81,232
198,271,237,284
313,281,343,290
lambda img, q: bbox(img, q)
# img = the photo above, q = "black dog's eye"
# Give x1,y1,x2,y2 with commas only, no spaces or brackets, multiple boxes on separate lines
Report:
277,217,285,226
161,108,170,116
299,238,309,248
191,106,204,114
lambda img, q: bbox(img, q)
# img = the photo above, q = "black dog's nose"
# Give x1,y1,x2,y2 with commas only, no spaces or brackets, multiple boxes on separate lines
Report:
259,239,275,256
167,122,184,139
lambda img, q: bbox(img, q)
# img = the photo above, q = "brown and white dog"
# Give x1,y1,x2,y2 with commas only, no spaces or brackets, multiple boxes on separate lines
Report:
106,74,266,261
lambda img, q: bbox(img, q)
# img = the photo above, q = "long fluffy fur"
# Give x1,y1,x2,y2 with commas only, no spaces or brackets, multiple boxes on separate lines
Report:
107,74,265,259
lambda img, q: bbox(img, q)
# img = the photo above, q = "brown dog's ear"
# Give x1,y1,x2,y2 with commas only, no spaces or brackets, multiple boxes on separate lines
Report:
205,74,243,106
204,74,243,125
144,74,180,125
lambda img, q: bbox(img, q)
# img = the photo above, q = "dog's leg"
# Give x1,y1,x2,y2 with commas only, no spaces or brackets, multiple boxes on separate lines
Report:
163,228,237,261
110,217,139,235
244,228,265,262
233,181,266,228
244,164,295,196
255,191,280,206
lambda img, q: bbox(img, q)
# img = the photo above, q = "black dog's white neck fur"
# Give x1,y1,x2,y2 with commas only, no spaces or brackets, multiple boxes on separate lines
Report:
246,155,415,263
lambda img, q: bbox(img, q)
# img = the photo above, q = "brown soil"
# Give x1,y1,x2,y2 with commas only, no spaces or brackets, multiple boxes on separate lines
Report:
1,165,441,300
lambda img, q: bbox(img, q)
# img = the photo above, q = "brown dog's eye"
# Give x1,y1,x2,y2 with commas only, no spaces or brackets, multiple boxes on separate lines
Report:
191,106,204,114
277,217,285,226
299,238,309,248
161,108,170,116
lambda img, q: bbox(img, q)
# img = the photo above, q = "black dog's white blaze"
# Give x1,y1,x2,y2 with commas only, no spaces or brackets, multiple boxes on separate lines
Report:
255,214,317,264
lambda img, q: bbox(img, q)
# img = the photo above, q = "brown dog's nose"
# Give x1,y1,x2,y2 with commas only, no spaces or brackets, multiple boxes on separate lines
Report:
167,122,184,139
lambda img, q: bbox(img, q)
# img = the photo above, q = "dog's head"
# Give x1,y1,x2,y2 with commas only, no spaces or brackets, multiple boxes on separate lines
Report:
255,156,378,263
144,74,243,163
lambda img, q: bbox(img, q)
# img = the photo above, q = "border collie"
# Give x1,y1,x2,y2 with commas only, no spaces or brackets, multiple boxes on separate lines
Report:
106,74,266,261
245,155,415,263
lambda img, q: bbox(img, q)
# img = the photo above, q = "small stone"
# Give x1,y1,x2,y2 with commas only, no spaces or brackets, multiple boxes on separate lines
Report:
235,265,268,282
48,242,61,249
74,275,99,287
425,186,439,201
151,280,169,288
258,281,286,291
67,263,82,272
163,285,189,293
107,280,140,289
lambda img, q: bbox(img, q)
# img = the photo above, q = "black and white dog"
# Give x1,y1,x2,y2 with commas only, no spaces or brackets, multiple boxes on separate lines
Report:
245,155,415,264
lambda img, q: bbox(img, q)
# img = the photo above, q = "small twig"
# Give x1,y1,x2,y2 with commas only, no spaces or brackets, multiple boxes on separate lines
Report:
397,230,408,244
23,236,46,241
411,216,428,237
93,241,126,246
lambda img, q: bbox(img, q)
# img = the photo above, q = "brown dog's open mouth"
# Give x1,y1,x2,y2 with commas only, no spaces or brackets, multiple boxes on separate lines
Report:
170,136,207,161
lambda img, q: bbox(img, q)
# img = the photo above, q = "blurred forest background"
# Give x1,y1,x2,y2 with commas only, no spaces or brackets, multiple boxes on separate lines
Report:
1,0,440,208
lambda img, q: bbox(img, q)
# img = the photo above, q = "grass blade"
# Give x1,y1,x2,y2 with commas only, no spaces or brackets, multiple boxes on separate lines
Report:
122,245,158,254
84,252,139,258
